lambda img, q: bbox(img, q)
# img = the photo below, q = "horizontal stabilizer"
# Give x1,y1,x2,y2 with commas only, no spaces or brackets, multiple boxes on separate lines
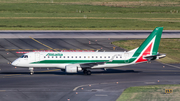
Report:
144,54,166,61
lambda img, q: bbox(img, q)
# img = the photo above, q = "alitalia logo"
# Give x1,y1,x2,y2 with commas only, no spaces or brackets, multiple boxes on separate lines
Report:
46,53,63,56
135,36,156,63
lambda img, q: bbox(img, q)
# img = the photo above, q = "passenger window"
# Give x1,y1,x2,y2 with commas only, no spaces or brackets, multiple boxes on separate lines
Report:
67,56,69,58
52,56,53,58
56,56,57,58
100,56,102,58
64,56,66,58
79,56,81,58
75,56,77,58
108,56,110,58
48,56,50,58
116,56,118,58
84,56,86,58
92,56,94,58
44,56,46,58
104,56,106,58
72,56,73,58
60,56,61,58
96,56,98,58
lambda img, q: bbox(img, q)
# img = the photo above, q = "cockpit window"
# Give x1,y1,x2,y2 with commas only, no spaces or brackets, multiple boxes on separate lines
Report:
20,55,24,58
20,55,28,58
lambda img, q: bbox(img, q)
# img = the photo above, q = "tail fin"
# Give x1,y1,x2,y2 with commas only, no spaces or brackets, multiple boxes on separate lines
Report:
133,27,163,63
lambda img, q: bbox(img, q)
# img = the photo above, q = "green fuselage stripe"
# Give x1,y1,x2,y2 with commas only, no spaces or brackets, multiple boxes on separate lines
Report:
31,58,136,64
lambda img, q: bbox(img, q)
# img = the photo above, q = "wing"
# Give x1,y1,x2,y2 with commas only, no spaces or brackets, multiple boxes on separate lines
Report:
79,54,121,68
80,62,105,68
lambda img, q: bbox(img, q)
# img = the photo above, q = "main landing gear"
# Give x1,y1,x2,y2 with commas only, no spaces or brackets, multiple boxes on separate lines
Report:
83,70,91,75
29,67,34,75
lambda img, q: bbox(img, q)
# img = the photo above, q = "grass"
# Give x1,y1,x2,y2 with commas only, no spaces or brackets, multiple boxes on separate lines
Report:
1,19,180,30
0,1,180,30
1,0,180,3
112,39,180,64
116,84,180,101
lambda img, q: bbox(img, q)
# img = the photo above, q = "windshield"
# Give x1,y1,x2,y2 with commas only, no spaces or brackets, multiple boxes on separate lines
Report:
20,55,28,58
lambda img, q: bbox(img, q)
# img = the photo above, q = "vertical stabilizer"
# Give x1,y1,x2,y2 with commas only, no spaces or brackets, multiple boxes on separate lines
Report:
133,27,163,63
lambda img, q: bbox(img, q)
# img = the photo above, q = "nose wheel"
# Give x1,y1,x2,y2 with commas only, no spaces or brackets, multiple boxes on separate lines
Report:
29,67,34,75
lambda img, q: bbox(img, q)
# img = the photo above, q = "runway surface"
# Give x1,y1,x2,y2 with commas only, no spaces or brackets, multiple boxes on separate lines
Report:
0,32,180,101
0,30,180,38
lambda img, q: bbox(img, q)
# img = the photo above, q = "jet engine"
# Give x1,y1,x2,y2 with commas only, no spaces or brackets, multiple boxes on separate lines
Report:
65,65,82,73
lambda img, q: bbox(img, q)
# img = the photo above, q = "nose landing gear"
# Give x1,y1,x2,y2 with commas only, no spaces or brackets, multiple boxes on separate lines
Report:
29,67,34,75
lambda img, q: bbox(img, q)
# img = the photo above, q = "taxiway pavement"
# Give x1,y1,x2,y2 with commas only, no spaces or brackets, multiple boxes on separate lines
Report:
0,31,180,101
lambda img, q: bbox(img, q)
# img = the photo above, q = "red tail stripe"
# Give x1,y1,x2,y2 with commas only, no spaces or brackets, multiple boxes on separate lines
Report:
136,43,153,63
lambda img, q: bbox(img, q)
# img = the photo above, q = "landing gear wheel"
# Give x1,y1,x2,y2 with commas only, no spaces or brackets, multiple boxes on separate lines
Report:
83,70,91,75
87,70,91,75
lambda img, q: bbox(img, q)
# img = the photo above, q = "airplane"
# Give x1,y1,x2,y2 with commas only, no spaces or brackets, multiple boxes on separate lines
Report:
12,27,166,75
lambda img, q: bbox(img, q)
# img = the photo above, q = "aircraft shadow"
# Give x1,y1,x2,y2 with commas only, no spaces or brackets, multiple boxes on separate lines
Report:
0,69,141,75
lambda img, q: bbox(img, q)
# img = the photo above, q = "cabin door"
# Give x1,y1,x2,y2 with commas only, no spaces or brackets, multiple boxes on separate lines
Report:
124,53,129,63
35,52,40,61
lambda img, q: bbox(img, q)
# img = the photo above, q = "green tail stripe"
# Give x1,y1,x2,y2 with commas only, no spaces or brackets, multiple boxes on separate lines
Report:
152,27,163,55
133,27,163,57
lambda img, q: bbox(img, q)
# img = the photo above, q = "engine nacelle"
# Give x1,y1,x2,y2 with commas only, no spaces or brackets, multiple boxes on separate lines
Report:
65,65,82,73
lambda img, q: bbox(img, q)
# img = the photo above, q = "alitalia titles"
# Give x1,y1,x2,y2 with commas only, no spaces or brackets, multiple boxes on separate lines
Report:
46,53,63,56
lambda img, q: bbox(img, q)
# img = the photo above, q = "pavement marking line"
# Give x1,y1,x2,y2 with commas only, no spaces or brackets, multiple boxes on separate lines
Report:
0,69,60,78
73,84,89,91
4,74,21,77
29,36,58,52
73,79,180,91
144,82,156,84
95,94,108,96
160,63,180,69
5,49,52,51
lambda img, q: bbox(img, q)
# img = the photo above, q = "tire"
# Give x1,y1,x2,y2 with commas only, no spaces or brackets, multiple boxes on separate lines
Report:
87,70,91,75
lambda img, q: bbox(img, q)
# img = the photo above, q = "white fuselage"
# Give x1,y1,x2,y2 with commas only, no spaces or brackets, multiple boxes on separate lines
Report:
12,51,136,69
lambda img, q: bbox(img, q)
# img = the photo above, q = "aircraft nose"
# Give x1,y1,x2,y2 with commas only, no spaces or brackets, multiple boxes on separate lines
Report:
12,59,19,66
